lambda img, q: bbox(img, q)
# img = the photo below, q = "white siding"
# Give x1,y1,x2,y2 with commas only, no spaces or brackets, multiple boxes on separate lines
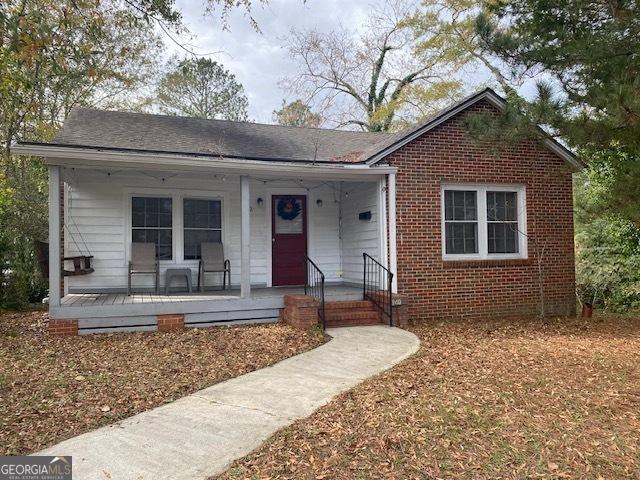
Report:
339,182,380,284
63,168,362,292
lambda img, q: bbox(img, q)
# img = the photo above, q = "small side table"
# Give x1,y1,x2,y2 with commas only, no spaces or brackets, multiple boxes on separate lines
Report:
165,268,193,295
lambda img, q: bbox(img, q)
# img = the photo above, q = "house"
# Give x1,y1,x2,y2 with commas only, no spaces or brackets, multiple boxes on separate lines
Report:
14,88,582,335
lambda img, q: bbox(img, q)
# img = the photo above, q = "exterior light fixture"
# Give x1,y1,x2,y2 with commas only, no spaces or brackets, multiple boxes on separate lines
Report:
316,199,323,207
257,197,264,206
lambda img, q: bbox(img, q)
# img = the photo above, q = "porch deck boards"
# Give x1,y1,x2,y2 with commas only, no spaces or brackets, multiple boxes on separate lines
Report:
61,285,362,308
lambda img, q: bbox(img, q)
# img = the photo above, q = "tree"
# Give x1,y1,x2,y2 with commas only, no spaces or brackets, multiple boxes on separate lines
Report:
475,0,640,151
0,0,164,307
467,0,640,227
574,163,640,312
273,100,322,128
283,0,467,132
156,58,249,120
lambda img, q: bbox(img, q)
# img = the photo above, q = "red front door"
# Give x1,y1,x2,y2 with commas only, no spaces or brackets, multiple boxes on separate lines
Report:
272,195,307,286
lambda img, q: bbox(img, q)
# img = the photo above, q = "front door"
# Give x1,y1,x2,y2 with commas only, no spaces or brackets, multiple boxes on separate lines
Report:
272,195,307,286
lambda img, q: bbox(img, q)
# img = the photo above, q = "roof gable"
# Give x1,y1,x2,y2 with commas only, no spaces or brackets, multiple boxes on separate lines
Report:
365,88,583,170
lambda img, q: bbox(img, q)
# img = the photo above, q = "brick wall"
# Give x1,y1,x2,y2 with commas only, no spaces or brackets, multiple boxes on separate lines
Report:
157,314,185,332
387,99,576,321
280,294,320,330
48,319,78,336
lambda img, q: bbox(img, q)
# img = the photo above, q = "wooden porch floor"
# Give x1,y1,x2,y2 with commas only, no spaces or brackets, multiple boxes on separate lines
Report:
61,285,362,307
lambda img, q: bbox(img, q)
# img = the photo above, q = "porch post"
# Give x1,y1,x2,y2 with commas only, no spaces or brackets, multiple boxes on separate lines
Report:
387,173,398,293
48,166,61,307
240,175,251,298
377,176,388,268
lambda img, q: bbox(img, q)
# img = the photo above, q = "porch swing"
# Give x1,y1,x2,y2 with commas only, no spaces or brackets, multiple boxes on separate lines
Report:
35,214,94,278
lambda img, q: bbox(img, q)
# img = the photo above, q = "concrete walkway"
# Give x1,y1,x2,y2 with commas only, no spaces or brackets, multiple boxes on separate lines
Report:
38,326,420,480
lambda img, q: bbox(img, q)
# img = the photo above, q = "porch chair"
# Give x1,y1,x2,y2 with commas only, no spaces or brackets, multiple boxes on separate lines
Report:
128,242,159,295
198,242,230,292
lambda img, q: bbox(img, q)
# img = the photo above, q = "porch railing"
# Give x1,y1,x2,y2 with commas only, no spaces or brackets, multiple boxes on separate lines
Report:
304,256,326,330
363,253,394,326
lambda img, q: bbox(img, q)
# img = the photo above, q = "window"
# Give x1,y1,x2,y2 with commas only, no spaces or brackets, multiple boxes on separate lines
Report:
444,190,478,254
183,198,222,260
441,185,526,260
487,191,518,254
132,197,173,260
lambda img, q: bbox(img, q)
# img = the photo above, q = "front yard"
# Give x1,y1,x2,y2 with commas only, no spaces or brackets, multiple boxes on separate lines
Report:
220,315,640,479
0,311,324,455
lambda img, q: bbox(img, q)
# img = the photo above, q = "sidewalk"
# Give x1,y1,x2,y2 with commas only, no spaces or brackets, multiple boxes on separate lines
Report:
38,326,420,479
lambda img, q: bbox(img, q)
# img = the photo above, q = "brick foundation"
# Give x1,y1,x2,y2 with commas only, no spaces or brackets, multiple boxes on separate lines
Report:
391,295,410,328
280,294,320,330
48,319,78,336
367,292,410,328
157,314,185,332
387,99,577,322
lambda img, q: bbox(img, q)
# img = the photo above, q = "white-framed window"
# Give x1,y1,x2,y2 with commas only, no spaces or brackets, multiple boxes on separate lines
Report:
441,184,527,260
131,196,173,260
126,190,226,264
183,198,223,260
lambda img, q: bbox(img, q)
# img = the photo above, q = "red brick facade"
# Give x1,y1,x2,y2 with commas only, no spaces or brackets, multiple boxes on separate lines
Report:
281,294,320,330
48,319,78,336
157,314,185,332
387,100,576,322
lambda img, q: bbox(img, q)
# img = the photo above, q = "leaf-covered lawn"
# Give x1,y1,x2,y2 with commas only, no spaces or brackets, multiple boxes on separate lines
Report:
0,311,325,455
219,316,640,479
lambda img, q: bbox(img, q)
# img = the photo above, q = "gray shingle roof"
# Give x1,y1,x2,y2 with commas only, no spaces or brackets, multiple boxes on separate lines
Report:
52,109,395,163
33,88,579,168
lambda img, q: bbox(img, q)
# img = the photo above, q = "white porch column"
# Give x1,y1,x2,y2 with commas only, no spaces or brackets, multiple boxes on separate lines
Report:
377,176,388,269
240,175,251,298
48,166,61,307
387,172,398,293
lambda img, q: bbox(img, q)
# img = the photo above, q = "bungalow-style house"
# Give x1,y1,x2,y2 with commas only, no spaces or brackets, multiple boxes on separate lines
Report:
14,88,582,335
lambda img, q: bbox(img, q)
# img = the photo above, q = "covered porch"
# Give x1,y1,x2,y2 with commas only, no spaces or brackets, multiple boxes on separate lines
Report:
45,159,398,333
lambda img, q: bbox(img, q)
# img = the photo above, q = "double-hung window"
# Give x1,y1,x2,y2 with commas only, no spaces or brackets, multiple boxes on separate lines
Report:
441,184,527,260
183,198,222,260
443,190,478,255
131,196,173,260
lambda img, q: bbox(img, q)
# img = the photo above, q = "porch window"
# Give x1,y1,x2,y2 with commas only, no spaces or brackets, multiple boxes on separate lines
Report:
441,185,527,260
183,198,222,260
131,196,173,260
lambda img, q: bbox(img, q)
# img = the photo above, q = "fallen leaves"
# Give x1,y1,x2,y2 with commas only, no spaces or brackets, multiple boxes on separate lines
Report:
0,311,325,455
217,315,640,480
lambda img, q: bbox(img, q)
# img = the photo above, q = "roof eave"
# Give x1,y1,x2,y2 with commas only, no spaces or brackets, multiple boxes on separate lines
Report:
11,142,397,177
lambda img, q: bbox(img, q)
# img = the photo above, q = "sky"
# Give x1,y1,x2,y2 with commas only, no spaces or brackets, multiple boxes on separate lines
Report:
170,0,378,123
167,1,538,125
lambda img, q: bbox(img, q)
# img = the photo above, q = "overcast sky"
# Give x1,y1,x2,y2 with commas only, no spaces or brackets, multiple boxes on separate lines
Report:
171,0,383,123
168,1,537,125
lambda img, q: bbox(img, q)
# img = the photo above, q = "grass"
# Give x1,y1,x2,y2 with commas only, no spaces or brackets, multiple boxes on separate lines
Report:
218,315,640,479
0,311,325,455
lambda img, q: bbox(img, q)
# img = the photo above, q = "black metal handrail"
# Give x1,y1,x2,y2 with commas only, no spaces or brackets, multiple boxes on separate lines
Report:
304,256,326,330
363,253,394,326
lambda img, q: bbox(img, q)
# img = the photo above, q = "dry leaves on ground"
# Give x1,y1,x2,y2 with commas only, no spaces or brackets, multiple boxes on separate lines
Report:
219,315,640,480
0,311,325,455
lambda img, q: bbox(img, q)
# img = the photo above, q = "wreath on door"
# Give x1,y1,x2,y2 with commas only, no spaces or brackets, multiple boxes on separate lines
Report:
277,196,301,220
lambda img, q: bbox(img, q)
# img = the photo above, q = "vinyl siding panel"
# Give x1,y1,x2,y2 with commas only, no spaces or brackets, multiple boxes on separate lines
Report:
64,169,372,292
340,182,380,284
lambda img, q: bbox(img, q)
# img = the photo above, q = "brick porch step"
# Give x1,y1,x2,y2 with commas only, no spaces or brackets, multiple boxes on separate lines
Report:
324,300,383,328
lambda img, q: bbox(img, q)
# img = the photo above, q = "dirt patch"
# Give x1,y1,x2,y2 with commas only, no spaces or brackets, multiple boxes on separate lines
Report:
219,315,640,479
0,311,325,455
